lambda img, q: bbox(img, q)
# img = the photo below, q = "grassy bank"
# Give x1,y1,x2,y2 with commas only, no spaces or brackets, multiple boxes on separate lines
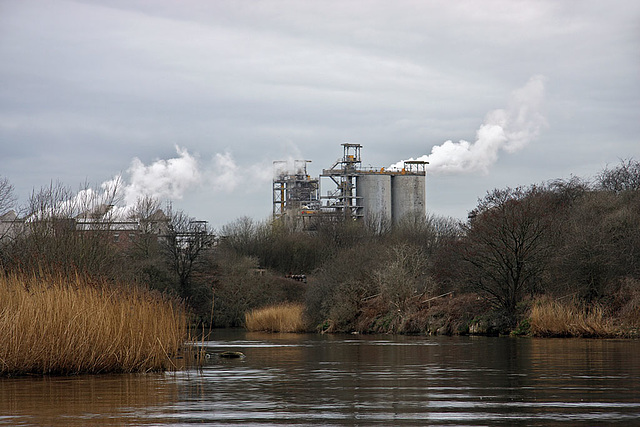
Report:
0,274,188,376
245,303,306,332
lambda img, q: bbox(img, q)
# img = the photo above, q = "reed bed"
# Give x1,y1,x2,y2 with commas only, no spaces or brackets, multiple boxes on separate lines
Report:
0,273,188,376
529,297,616,337
244,303,306,332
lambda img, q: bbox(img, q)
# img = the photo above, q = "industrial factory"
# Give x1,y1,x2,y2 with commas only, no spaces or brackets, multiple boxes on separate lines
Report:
273,144,427,228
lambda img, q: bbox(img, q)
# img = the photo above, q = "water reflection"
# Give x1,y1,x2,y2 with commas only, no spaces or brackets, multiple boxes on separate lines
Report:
0,373,177,425
2,331,640,425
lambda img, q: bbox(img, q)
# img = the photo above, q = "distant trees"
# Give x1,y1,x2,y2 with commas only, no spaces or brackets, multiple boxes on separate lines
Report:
0,177,17,217
210,248,306,327
450,161,640,326
306,242,385,332
2,181,122,278
549,177,640,301
2,158,639,333
597,158,640,192
220,216,371,275
0,177,18,269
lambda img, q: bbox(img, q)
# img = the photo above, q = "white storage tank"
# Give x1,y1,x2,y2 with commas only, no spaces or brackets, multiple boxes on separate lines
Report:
356,173,392,226
391,174,426,225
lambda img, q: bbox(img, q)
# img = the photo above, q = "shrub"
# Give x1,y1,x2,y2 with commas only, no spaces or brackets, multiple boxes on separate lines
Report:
212,250,306,327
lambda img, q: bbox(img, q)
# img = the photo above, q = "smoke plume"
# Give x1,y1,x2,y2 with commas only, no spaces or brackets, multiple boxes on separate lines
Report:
103,146,271,218
37,146,272,220
390,75,547,174
122,146,201,207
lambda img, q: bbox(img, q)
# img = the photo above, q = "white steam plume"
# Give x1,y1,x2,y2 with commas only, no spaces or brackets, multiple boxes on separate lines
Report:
390,75,547,174
41,146,273,220
122,145,201,207
117,147,272,208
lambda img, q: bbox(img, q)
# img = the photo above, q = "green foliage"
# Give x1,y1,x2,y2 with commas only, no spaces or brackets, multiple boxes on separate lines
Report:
511,318,531,336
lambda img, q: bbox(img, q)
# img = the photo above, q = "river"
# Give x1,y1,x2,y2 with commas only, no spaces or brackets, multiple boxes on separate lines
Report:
2,330,640,425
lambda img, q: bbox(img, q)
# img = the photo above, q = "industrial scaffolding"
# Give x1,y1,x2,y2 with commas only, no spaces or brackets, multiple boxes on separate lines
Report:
273,144,428,226
272,160,319,219
320,143,364,219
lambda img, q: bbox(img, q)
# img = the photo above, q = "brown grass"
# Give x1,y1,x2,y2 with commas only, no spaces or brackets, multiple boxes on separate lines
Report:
0,273,188,375
244,303,306,332
529,296,617,337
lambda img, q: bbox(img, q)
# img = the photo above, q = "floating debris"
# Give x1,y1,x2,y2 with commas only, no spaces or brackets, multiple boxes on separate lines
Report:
219,351,245,359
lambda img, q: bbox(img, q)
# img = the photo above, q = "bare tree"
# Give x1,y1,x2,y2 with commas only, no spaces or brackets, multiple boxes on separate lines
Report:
163,209,216,299
0,177,17,215
461,186,556,323
0,177,20,270
5,181,123,277
550,187,640,300
220,216,259,255
126,196,165,256
597,159,640,193
374,243,432,312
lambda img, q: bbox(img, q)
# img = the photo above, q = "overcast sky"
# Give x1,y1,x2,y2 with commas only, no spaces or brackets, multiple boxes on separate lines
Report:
1,0,639,229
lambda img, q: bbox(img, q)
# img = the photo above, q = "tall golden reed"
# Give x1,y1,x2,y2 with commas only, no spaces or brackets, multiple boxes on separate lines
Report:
0,273,188,375
245,303,306,333
529,296,616,337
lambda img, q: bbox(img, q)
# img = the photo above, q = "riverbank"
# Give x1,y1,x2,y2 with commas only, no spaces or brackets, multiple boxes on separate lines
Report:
248,290,639,338
0,274,188,376
344,292,640,338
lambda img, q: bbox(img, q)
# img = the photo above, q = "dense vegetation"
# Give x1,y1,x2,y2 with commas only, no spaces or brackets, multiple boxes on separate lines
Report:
0,273,186,375
1,159,639,338
218,160,640,336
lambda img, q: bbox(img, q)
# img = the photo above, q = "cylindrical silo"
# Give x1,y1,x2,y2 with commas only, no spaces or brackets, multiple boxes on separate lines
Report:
356,173,392,226
391,174,426,225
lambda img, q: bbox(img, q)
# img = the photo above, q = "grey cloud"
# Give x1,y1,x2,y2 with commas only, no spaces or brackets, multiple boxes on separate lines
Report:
1,0,639,228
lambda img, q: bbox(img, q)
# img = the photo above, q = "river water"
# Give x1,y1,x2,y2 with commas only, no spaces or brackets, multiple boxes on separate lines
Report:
2,330,640,426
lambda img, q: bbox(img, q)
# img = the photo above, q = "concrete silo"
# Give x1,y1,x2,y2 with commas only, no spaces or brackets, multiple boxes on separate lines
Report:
356,173,392,227
391,167,426,226
284,145,427,229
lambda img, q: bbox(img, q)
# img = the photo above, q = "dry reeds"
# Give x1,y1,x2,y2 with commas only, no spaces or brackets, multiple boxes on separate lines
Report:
0,273,188,376
244,303,306,332
529,296,617,337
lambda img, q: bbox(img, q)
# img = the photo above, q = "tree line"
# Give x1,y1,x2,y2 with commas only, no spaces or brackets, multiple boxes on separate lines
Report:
1,159,639,333
220,159,640,333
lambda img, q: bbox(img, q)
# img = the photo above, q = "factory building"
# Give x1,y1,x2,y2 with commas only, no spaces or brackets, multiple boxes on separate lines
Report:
273,144,427,228
272,160,320,219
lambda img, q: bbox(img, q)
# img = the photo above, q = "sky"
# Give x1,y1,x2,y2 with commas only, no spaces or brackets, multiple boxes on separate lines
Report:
1,0,639,230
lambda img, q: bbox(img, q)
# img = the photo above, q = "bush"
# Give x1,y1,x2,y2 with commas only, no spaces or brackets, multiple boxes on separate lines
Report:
212,249,306,327
305,243,385,332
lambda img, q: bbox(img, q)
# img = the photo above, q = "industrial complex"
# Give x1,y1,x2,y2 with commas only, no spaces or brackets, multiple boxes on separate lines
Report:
273,144,427,228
